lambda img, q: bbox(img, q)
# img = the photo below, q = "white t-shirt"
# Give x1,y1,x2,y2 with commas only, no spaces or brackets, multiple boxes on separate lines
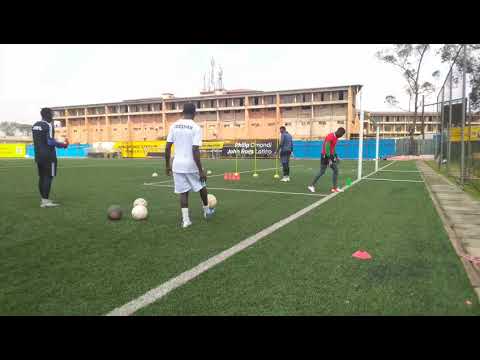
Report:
166,119,202,173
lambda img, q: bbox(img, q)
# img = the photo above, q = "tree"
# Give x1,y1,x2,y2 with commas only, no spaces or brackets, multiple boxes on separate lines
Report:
0,122,32,137
376,45,439,148
438,44,480,111
0,122,17,136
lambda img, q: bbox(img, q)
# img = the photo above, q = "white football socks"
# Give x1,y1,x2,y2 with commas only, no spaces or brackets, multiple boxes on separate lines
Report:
181,208,190,223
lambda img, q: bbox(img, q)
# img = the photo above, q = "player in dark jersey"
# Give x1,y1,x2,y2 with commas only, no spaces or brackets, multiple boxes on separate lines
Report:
308,127,345,193
32,108,69,208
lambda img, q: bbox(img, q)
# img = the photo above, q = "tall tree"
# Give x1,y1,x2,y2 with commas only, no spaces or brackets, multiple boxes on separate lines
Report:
376,45,439,148
438,44,480,111
0,122,17,136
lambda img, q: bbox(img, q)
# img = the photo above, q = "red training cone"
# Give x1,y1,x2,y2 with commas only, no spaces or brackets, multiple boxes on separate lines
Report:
352,250,372,260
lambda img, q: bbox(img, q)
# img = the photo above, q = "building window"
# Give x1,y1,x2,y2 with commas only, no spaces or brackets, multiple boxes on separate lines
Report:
339,91,344,101
337,121,344,124
318,121,326,125
211,100,215,108
268,122,276,126
285,122,292,126
321,93,325,101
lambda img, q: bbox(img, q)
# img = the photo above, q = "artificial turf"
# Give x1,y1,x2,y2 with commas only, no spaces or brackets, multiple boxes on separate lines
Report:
0,158,478,315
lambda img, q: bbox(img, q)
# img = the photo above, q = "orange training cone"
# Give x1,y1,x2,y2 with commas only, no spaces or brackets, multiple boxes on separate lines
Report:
352,250,372,260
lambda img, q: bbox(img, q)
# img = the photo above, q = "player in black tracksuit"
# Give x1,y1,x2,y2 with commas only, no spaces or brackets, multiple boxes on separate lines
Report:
32,108,68,208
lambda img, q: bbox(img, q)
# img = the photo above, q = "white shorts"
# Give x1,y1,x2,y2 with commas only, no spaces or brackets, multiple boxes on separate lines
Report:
173,172,205,194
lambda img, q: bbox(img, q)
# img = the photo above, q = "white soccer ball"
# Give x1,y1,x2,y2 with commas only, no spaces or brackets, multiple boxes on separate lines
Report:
131,205,148,220
152,172,158,177
207,170,212,175
133,198,148,207
207,194,217,208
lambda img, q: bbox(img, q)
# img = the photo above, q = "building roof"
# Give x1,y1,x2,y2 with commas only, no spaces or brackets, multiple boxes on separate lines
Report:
50,84,363,110
367,111,439,115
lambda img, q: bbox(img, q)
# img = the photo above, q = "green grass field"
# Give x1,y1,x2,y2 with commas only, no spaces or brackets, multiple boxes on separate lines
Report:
1,157,479,315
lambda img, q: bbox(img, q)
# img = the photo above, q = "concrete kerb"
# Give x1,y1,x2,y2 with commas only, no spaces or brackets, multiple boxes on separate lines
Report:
418,161,480,299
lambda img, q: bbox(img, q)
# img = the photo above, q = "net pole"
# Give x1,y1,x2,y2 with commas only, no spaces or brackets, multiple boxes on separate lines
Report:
461,45,467,186
357,90,364,180
254,139,258,175
375,124,380,172
274,137,279,177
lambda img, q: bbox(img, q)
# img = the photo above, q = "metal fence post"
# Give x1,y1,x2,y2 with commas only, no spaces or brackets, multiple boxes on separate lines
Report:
439,89,445,169
461,45,467,186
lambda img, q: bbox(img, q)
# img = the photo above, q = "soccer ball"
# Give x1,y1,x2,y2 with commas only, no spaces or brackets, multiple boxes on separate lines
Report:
133,198,148,207
132,205,148,220
107,205,123,220
152,172,158,177
273,174,280,179
207,194,217,208
253,173,259,177
207,170,212,175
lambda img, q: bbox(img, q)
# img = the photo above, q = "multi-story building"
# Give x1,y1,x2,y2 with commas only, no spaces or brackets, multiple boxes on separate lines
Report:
362,111,480,138
363,111,441,138
51,85,362,143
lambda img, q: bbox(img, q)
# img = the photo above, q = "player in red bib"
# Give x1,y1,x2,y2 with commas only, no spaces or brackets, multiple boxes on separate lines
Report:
308,127,345,193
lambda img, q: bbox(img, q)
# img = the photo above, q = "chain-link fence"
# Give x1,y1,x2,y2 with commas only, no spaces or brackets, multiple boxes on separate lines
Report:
436,45,480,191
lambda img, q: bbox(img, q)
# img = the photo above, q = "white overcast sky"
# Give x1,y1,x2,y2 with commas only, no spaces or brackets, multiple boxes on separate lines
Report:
0,44,450,124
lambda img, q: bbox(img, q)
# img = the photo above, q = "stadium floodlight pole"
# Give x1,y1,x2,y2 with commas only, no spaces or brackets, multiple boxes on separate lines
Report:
375,122,380,172
357,89,364,180
460,44,467,185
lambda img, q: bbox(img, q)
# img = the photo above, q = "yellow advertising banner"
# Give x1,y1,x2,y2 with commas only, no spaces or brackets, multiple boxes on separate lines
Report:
449,127,480,142
113,140,225,158
113,141,167,158
0,144,26,158
200,141,224,150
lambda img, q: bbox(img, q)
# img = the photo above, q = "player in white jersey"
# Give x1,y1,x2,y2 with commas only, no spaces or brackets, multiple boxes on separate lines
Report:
165,103,215,228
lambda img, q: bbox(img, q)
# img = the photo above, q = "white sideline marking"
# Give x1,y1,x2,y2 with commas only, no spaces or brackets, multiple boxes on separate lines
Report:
106,160,396,316
378,170,421,173
144,165,304,185
364,177,424,183
145,183,329,197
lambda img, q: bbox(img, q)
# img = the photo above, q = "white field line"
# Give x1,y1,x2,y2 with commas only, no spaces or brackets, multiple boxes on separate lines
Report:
144,165,304,185
106,160,396,316
0,164,162,170
145,183,329,197
378,170,421,173
364,177,424,183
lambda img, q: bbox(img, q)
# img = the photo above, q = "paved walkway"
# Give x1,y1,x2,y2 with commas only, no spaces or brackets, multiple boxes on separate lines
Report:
417,161,480,300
